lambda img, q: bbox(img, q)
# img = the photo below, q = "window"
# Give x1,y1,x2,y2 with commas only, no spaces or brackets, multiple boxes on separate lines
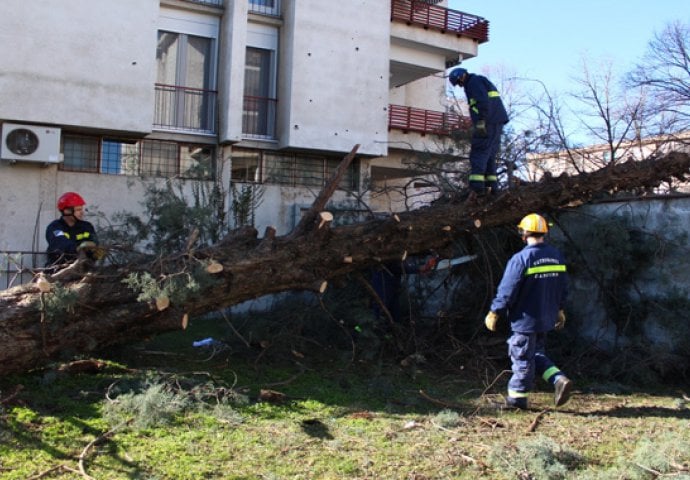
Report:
61,135,216,180
102,140,139,175
243,47,277,138
155,31,216,133
232,148,358,191
231,150,261,182
62,136,99,172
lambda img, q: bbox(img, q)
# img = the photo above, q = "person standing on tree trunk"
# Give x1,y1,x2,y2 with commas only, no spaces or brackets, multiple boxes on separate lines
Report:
448,67,509,200
484,213,573,410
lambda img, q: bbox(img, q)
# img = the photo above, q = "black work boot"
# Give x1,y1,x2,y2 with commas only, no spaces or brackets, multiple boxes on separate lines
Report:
554,376,573,407
505,396,528,410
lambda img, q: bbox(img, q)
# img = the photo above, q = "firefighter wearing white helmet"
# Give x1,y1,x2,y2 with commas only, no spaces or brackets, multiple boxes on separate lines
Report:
485,213,572,409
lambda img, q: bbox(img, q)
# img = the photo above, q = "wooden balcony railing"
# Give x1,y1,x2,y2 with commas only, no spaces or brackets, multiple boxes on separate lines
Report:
154,84,217,134
391,0,489,43
388,104,471,136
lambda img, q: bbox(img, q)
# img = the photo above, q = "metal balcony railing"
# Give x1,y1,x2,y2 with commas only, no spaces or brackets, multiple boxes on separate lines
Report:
243,95,277,139
388,104,472,136
391,0,489,43
154,83,217,134
249,0,281,17
180,0,223,7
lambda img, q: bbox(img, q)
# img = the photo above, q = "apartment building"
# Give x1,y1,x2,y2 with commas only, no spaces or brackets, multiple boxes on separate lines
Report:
0,0,488,286
524,131,690,193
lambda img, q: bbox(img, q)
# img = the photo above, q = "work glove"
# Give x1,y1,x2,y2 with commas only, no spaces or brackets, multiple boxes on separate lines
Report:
77,241,97,251
485,311,499,332
77,241,105,260
475,119,488,137
92,246,107,260
555,310,566,330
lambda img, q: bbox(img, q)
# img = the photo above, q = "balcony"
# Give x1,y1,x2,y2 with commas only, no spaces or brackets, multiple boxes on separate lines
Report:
183,0,223,6
388,104,471,136
249,0,280,17
242,95,277,139
154,84,217,135
391,0,489,43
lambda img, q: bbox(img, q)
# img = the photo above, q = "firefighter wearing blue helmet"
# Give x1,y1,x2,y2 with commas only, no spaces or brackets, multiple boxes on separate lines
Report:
485,214,573,410
449,67,509,198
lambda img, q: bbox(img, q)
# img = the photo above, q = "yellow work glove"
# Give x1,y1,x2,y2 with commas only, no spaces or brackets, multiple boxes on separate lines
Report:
555,310,566,330
485,311,499,332
77,241,97,251
92,246,106,260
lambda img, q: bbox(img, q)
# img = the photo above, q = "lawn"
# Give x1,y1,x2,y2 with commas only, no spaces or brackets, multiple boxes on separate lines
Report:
1,316,688,480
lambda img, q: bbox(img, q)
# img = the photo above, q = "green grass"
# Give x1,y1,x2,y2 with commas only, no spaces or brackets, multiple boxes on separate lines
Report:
1,316,688,480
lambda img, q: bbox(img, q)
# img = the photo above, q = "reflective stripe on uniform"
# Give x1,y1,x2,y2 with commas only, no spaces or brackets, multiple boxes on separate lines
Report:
542,366,561,382
525,264,566,276
485,175,497,181
469,174,486,182
76,232,91,241
488,91,500,98
469,98,479,114
508,389,529,398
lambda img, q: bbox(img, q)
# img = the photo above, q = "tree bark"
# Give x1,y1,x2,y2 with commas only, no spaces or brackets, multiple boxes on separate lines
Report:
1,151,688,376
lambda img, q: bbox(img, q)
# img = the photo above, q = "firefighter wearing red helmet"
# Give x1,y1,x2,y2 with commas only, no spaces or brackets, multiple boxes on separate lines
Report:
45,192,100,267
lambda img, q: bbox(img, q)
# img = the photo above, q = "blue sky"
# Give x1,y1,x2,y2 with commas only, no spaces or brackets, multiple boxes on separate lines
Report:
448,0,689,95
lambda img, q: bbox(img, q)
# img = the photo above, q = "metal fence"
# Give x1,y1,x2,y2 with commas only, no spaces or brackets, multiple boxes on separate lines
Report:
1,251,46,290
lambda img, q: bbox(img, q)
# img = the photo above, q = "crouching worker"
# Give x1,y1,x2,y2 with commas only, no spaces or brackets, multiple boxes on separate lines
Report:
485,213,572,410
46,192,103,269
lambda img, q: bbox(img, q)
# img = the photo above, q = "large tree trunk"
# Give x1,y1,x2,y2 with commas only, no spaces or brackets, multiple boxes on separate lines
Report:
1,151,689,375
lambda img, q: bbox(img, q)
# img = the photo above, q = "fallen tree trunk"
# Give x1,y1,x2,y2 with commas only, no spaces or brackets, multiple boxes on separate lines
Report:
1,151,689,375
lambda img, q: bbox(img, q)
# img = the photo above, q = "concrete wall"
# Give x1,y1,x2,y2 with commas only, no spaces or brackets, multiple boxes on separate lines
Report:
278,1,390,156
0,163,185,252
218,0,248,144
0,0,158,133
557,197,690,351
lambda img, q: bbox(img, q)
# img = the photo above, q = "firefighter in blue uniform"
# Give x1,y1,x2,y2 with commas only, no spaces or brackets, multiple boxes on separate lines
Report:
448,67,509,198
46,191,100,268
485,213,573,409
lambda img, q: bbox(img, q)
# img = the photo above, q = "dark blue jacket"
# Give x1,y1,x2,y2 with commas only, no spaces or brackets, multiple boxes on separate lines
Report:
46,217,98,266
490,242,568,333
463,73,509,125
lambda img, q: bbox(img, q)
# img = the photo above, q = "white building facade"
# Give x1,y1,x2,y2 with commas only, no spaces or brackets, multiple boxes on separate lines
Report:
0,0,488,286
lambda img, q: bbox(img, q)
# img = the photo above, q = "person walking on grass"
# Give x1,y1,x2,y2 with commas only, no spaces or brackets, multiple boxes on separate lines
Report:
484,213,573,409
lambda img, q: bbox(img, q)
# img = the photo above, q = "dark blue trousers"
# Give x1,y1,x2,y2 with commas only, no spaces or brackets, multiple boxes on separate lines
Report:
469,122,504,193
507,332,562,399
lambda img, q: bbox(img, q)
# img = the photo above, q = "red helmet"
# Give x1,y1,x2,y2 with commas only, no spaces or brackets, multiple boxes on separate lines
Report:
57,192,86,211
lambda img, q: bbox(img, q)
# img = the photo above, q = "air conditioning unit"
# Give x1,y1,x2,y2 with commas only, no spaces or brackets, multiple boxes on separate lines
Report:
1,123,62,164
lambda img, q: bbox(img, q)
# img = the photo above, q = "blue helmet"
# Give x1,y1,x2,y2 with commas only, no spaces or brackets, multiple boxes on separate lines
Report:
449,67,468,86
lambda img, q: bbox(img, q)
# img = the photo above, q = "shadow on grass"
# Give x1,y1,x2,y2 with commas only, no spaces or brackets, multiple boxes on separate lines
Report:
573,404,690,420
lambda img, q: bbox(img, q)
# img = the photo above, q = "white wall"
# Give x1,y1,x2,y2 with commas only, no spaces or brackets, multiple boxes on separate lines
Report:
0,0,158,133
278,1,390,156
